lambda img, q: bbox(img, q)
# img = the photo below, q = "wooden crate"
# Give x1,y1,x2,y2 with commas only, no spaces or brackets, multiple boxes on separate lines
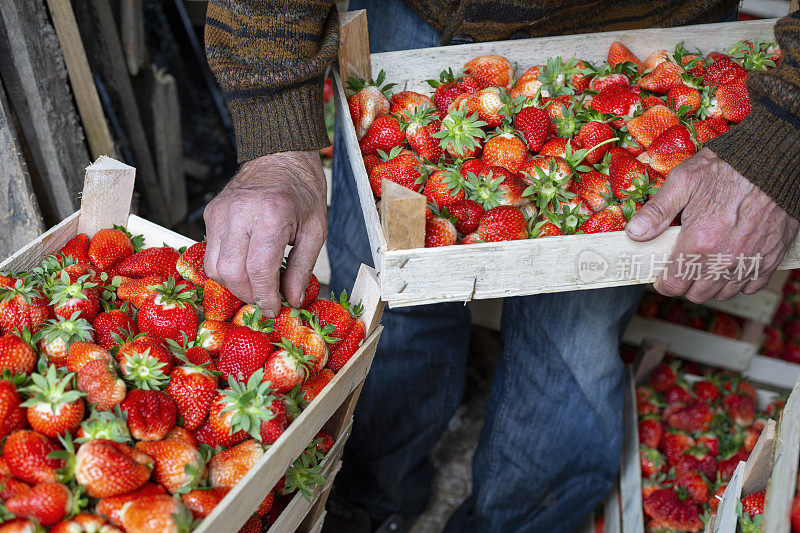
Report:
335,12,800,308
0,156,386,533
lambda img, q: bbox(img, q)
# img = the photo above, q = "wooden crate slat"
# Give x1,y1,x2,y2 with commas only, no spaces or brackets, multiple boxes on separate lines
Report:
603,485,622,533
623,316,757,372
78,157,136,237
711,461,746,533
0,212,80,272
742,419,777,497
764,376,800,533
620,366,644,533
743,355,800,391
127,214,196,250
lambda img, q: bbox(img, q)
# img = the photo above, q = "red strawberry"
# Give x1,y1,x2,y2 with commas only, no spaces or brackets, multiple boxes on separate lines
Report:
718,449,749,480
570,171,613,213
116,275,165,308
66,340,111,374
675,472,710,505
0,379,25,441
328,318,366,373
116,247,179,279
704,55,747,87
137,277,197,346
88,228,136,272
0,281,53,336
49,276,99,324
662,431,695,466
741,489,765,519
510,65,544,99
3,430,63,484
426,68,483,113
576,121,616,165
482,132,528,173
59,234,90,264
464,55,513,88
0,475,30,502
643,487,703,532
346,70,393,139
664,384,692,405
6,482,75,526
434,107,487,159
607,41,645,73
208,439,264,490
135,438,205,494
203,279,243,322
578,203,632,234
638,61,683,94
666,399,713,433
76,359,126,411
715,79,751,123
514,105,552,153
648,124,696,155
609,150,651,200
697,433,719,457
589,86,642,127
674,446,717,479
422,169,465,208
218,323,274,383
263,340,314,393
120,389,177,441
167,362,217,431
74,438,153,498
209,370,277,446
425,217,458,247
640,95,665,108
476,206,527,242
626,105,680,148
20,365,85,438
448,199,484,234
640,445,666,477
259,400,288,445
465,86,508,128
301,368,335,403
181,487,229,518
197,319,232,357
399,106,444,162
649,363,678,393
390,90,434,117
666,84,701,115
95,482,166,526
119,494,193,533
359,115,405,156
369,149,422,197
92,308,137,351
0,331,37,375
723,393,755,426
638,416,664,449
176,242,209,287
693,379,720,403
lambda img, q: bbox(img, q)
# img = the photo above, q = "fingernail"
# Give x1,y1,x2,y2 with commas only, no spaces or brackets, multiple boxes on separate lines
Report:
626,216,648,237
262,308,277,319
299,293,305,306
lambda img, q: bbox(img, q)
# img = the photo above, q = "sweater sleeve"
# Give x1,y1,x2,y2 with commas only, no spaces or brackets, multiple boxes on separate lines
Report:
706,11,800,219
205,0,338,163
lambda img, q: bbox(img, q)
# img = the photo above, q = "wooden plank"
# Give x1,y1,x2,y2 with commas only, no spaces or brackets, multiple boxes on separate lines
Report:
78,156,136,238
741,0,792,17
623,316,757,372
603,485,621,533
307,510,327,533
380,179,426,251
120,0,146,76
763,376,800,533
620,366,644,533
712,461,746,533
0,80,44,261
793,0,799,12
126,214,196,250
72,0,169,226
337,10,370,84
744,355,800,391
0,0,88,224
349,264,384,337
633,340,667,386
45,0,115,160
741,419,776,497
0,212,80,273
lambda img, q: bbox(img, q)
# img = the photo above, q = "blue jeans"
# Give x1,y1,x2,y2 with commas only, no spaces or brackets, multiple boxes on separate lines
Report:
328,3,643,531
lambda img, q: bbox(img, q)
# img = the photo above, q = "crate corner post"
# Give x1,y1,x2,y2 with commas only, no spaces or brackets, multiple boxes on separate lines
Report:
379,179,426,251
338,9,371,83
350,264,384,336
77,156,136,237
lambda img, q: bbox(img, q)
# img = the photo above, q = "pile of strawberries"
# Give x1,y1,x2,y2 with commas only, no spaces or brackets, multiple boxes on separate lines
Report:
636,359,785,532
346,39,779,247
0,227,366,532
762,271,800,365
637,292,745,339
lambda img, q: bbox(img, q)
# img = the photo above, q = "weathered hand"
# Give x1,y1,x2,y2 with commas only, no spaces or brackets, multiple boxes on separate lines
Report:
203,150,327,317
625,148,798,302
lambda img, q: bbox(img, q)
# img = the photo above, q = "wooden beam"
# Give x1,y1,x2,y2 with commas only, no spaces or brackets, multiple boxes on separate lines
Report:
0,0,88,224
120,0,146,75
72,0,169,226
764,376,800,532
45,0,115,161
338,10,370,83
78,156,136,238
0,81,44,261
379,179,426,251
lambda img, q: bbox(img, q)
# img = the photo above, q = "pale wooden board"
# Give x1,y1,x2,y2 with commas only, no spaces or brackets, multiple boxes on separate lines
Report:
620,367,644,533
127,215,196,250
603,485,622,533
712,461,747,533
307,511,327,533
764,376,800,533
45,0,115,160
742,419,777,497
743,355,800,392
0,212,80,273
380,179,426,251
78,156,136,237
623,316,758,372
121,0,146,76
338,10,370,83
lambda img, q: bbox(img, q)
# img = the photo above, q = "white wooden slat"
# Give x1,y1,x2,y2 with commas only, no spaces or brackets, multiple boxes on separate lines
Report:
712,461,746,533
743,355,800,391
78,156,136,237
0,212,80,273
126,214,196,250
741,0,792,18
742,419,777,497
603,485,622,533
620,367,644,533
763,376,800,533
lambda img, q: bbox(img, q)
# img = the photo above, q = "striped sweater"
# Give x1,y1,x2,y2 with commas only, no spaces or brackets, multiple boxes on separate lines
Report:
205,1,800,218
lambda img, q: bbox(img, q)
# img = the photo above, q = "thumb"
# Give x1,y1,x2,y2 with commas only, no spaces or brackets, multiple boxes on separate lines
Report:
626,171,693,241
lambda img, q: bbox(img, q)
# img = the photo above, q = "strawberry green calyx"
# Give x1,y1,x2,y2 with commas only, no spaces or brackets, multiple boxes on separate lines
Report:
302,313,339,344
112,224,146,252
728,39,778,71
171,497,202,533
76,406,132,443
564,138,617,173
537,56,578,97
0,278,43,305
121,349,169,390
151,276,196,307
50,431,78,482
553,104,583,138
432,107,487,155
398,105,437,131
346,69,396,97
463,172,506,210
30,254,78,289
548,203,590,235
282,442,326,501
376,145,404,162
239,307,274,335
49,273,97,308
219,369,276,441
522,164,575,211
274,339,316,377
330,290,364,319
425,67,466,88
35,313,94,346
20,364,85,410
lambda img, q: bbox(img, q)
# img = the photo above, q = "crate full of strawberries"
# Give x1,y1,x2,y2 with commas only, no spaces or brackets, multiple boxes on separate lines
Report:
334,14,800,307
0,157,384,533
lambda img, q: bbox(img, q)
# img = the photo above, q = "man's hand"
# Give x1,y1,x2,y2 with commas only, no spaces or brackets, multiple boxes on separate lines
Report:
203,150,327,317
625,148,798,302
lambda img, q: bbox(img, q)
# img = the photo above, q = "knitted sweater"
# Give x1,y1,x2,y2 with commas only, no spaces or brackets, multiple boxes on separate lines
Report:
205,1,800,219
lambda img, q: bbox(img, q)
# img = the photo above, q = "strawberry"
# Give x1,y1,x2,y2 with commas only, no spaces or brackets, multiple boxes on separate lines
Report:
0,280,52,336
432,107,487,159
625,105,680,148
709,313,741,338
674,446,717,479
0,378,25,440
301,368,334,403
576,121,616,165
88,228,137,272
65,341,111,374
715,79,751,123
723,393,755,426
0,331,36,375
675,472,710,505
119,494,195,533
570,171,614,213
609,150,651,200
173,242,209,287
59,234,90,264
305,291,362,351
196,319,232,357
718,449,749,480
116,247,179,279
482,132,527,173
369,148,422,197
579,203,633,234
72,438,153,498
638,60,683,94
638,416,664,449
639,150,692,175
390,90,434,117
465,86,510,128
664,384,692,404
95,483,166,527
530,221,564,238
510,65,544,99
476,205,527,242
92,308,137,351
75,408,131,444
464,55,513,89
588,86,642,127
263,340,314,393
208,439,264,490
0,476,30,502
209,370,277,446
201,279,242,322
314,429,335,455
697,432,719,457
643,487,703,532
20,365,85,438
238,515,262,533
662,431,695,466
5,482,76,526
116,275,165,308
640,95,666,108
399,106,444,162
358,115,405,156
120,389,176,441
328,318,366,373
426,68,483,113
666,84,701,115
76,359,126,411
640,445,666,477
704,54,747,87
466,167,527,209
217,321,274,383
741,489,765,519
49,275,99,324
448,199,484,234
3,430,63,484
50,514,111,532
135,439,205,494
181,487,229,518
666,399,713,433
648,124,696,155
693,378,720,403
607,41,645,74
514,105,552,153
422,169,465,208
137,277,197,346
346,70,393,139
302,273,320,308
425,217,458,247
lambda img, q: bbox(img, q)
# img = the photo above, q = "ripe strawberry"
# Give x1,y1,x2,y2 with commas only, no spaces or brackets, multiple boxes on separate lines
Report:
208,439,265,490
530,221,564,238
75,407,131,444
0,378,25,441
643,487,703,532
369,149,422,197
723,393,755,426
328,318,366,373
399,106,444,162
20,365,85,438
0,280,52,336
482,132,527,173
640,445,666,477
609,150,651,200
433,107,487,159
476,206,527,242
306,291,362,350
196,319,232,357
347,70,393,139
704,54,747,87
648,124,696,155
359,115,405,156
693,378,720,403
201,279,242,322
422,169,465,208
0,331,36,375
666,84,701,115
137,278,197,346
73,438,153,498
664,384,692,405
302,273,320,308
697,433,720,457
674,446,717,479
510,65,544,99
120,389,177,441
426,68,483,113
119,494,195,533
638,61,683,93
466,166,527,208
92,308,136,351
5,482,76,526
49,276,99,324
3,430,63,484
88,228,136,272
626,105,680,148
576,121,616,165
65,341,111,375
425,217,458,247
95,482,166,526
638,416,664,449
589,86,642,127
709,313,741,338
741,489,765,519
718,448,749,480
116,275,165,308
465,86,509,128
662,431,695,466
166,361,217,432
464,55,512,88
135,439,205,494
390,90,434,117
579,203,633,234
675,472,710,505
300,368,334,403
217,322,274,383
570,171,614,213
59,234,90,264
715,79,751,123
514,105,552,153
181,487,229,518
263,340,314,393
174,242,209,287
666,399,713,433
76,359,126,411
0,475,30,502
448,199,484,234
640,95,666,108
607,41,645,73
116,247,179,279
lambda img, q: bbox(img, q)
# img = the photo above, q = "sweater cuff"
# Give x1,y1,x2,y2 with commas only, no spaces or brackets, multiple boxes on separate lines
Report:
227,80,330,163
705,101,800,220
